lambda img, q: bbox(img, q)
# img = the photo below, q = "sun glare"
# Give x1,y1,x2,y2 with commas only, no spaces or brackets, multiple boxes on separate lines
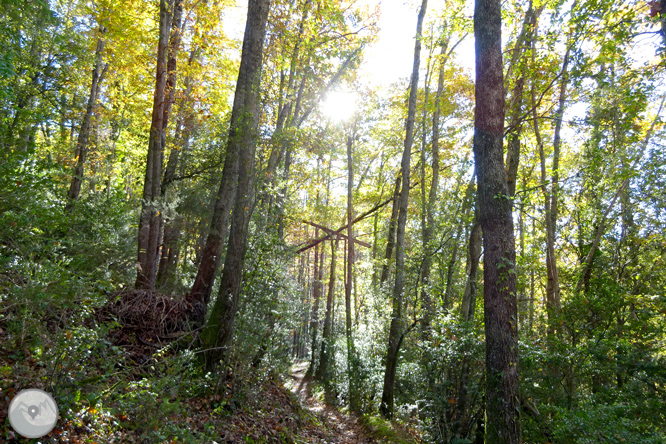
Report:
321,91,357,122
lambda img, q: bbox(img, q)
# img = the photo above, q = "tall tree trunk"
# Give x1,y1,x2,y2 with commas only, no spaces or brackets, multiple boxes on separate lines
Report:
371,206,380,288
452,180,482,441
345,131,359,412
263,0,311,187
474,0,521,439
136,0,172,289
315,237,338,384
306,229,323,377
380,0,428,419
67,26,107,207
156,215,182,286
420,36,448,331
185,5,264,316
532,27,568,337
200,0,271,368
153,0,184,281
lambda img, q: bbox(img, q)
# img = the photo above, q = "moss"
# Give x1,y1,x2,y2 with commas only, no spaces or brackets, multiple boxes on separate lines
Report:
360,414,419,444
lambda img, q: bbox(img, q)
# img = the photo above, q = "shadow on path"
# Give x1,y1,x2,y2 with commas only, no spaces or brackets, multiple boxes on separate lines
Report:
289,361,373,444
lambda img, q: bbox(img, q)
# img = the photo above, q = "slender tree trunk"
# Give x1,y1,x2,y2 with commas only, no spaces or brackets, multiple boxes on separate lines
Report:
306,229,323,377
453,178,482,441
161,45,197,197
199,0,271,366
460,199,481,321
277,145,293,240
420,36,448,330
345,131,359,412
263,0,310,185
533,30,568,337
186,0,269,316
136,0,172,289
153,0,184,283
67,26,107,207
504,2,541,198
380,174,401,286
447,177,475,308
156,215,181,286
371,208,379,289
474,0,521,439
380,0,428,418
316,238,338,384
517,174,528,330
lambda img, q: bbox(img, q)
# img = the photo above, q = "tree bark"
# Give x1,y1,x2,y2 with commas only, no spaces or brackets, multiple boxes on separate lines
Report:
136,0,172,289
380,0,428,419
186,0,268,316
199,0,271,366
474,0,521,440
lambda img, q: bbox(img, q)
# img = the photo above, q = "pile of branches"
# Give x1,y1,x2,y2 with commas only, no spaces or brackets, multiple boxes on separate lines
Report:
101,289,198,361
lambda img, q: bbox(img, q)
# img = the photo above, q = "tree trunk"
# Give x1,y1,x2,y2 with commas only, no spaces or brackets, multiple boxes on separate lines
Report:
199,0,271,366
67,26,107,207
420,35,448,331
533,28,568,337
153,0,185,285
460,199,481,322
380,174,401,286
136,0,172,290
380,0,428,419
504,1,541,198
186,0,268,318
156,215,181,287
345,131,359,412
447,177,474,308
315,238,338,384
306,229,324,377
474,0,521,439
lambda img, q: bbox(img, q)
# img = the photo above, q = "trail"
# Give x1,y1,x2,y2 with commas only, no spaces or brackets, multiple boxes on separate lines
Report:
289,361,374,443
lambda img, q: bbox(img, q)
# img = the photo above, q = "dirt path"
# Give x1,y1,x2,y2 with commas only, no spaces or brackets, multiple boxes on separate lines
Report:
289,361,374,443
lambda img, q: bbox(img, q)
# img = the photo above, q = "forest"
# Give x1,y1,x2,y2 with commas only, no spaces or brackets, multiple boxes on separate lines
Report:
1,0,665,442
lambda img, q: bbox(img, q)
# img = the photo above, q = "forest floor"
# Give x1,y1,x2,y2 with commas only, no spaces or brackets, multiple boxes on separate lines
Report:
287,361,374,443
0,341,418,443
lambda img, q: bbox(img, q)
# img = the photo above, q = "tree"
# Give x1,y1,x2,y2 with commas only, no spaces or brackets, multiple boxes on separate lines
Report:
315,237,338,386
199,0,271,367
66,25,108,207
135,0,180,290
380,0,428,419
345,126,359,412
473,0,521,440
